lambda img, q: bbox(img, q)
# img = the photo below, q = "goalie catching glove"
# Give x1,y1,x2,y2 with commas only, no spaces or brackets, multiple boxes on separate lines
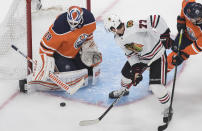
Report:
80,39,102,67
32,54,55,81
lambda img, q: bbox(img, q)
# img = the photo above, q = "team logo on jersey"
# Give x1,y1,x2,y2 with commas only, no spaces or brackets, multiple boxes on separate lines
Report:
74,33,89,48
44,31,52,41
127,20,133,28
125,43,144,52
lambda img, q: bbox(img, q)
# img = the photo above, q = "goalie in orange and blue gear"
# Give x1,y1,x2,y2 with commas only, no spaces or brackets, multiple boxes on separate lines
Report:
26,6,102,92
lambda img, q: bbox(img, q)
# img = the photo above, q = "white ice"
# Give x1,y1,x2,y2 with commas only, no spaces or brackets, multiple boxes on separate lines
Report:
0,0,202,131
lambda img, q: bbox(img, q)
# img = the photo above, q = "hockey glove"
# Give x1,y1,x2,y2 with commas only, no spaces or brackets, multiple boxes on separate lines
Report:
160,28,174,49
177,16,186,32
131,63,147,86
172,51,189,66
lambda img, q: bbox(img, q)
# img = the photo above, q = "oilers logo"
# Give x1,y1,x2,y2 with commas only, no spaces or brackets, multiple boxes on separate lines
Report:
74,34,88,49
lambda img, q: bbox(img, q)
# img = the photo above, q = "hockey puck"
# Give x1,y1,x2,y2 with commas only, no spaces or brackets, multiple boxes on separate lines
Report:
60,102,66,107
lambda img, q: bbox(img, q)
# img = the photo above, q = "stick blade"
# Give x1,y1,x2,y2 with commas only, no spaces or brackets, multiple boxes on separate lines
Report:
158,123,168,131
79,119,100,126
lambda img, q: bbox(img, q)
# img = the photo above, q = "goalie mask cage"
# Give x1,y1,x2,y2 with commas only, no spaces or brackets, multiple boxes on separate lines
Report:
0,0,91,80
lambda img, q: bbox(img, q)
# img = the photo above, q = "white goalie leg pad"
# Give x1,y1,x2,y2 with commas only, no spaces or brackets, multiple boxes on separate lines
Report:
92,65,101,85
55,68,88,88
33,54,55,81
149,84,170,108
29,69,88,92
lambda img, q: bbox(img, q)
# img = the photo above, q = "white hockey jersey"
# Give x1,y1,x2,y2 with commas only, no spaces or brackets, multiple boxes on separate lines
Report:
114,15,168,66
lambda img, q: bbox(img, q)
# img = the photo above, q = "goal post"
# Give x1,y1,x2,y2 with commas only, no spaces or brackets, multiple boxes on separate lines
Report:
26,0,33,74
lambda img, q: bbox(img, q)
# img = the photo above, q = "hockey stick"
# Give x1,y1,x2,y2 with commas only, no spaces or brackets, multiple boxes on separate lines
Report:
79,89,126,126
11,45,84,95
158,29,183,131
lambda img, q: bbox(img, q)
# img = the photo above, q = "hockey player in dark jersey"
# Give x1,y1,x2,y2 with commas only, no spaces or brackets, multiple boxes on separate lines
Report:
167,0,202,72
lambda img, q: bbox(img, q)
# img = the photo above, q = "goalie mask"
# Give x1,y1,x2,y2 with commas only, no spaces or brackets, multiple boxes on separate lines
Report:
67,6,84,30
104,14,123,32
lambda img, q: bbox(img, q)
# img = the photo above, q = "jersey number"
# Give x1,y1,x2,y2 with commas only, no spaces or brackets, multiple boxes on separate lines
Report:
139,20,147,29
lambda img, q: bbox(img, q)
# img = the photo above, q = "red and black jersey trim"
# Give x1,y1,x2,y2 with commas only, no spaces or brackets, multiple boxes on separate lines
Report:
150,15,160,28
140,40,163,60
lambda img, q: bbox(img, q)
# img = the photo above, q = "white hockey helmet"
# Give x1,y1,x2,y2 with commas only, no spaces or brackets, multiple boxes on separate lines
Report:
103,14,122,32
67,6,83,29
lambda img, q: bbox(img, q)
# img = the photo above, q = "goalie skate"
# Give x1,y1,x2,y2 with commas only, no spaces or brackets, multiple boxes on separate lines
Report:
109,87,129,98
19,79,28,93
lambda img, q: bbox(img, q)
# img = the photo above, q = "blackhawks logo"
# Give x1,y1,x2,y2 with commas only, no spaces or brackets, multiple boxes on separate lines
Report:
125,43,144,52
127,20,133,27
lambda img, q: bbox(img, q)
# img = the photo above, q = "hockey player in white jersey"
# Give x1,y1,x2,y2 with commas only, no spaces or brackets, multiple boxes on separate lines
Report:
104,14,174,122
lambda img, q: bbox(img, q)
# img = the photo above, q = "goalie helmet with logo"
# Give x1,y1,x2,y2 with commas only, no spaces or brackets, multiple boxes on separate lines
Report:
67,6,84,30
103,14,123,33
186,2,202,24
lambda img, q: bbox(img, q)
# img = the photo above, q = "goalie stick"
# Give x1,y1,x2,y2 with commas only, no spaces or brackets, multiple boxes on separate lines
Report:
11,44,84,95
158,29,184,131
79,50,160,126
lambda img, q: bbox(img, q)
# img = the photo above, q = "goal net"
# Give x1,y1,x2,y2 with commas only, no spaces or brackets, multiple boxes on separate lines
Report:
0,0,90,80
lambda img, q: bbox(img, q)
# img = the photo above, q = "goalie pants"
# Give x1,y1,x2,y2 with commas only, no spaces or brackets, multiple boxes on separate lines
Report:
53,52,93,75
121,52,167,85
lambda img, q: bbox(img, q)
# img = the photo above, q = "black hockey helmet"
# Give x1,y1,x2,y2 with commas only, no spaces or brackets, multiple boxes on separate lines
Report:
186,2,202,19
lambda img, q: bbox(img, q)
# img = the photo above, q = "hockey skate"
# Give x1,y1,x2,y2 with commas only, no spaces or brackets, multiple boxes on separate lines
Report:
163,107,173,123
109,87,129,98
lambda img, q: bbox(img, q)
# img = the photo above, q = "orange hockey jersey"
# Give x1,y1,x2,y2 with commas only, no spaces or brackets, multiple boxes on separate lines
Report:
180,0,202,55
39,8,96,58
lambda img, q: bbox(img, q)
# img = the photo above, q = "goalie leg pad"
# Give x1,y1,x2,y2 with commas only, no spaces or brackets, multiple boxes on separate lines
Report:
29,69,88,91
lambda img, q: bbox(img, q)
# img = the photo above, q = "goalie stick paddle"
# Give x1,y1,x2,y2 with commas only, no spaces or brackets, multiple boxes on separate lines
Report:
79,90,126,126
158,29,184,131
11,44,84,95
